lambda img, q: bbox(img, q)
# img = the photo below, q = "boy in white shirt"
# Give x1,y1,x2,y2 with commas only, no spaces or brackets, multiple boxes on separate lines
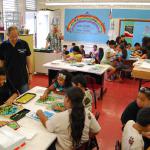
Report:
122,107,150,150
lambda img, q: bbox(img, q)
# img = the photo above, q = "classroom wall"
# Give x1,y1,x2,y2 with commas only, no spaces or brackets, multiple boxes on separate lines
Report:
37,3,150,53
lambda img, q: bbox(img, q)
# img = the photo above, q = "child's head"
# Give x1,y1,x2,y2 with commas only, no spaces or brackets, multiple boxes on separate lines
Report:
72,46,81,54
93,45,97,51
72,74,87,89
109,40,116,49
80,45,84,50
134,43,141,50
57,70,72,88
0,68,6,87
63,45,67,50
121,35,125,41
126,43,132,49
136,107,150,132
64,87,84,109
136,87,150,108
72,43,76,47
116,36,121,44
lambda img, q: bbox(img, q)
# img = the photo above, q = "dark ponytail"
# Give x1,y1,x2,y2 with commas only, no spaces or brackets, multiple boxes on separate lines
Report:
66,87,85,147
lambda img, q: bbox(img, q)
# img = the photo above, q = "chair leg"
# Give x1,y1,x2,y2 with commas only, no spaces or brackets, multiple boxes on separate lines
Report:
93,90,97,109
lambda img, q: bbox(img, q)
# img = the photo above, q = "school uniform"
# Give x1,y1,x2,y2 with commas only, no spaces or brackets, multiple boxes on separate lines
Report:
122,120,144,150
0,39,31,94
83,89,92,111
121,101,140,125
0,79,17,105
46,109,101,150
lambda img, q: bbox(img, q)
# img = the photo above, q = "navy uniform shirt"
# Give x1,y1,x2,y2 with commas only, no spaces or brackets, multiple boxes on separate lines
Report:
0,39,31,89
0,79,17,105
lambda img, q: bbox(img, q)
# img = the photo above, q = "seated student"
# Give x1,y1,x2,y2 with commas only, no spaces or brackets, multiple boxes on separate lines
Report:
0,67,18,105
141,37,150,59
122,107,150,150
101,40,116,81
36,87,101,150
65,46,83,62
121,87,150,126
132,43,143,57
40,70,72,100
120,35,127,47
72,74,92,111
79,45,85,57
62,45,69,55
69,43,76,53
89,45,98,59
96,47,104,64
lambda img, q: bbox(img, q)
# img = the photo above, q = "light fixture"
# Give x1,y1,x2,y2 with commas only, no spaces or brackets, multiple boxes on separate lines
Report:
45,2,150,6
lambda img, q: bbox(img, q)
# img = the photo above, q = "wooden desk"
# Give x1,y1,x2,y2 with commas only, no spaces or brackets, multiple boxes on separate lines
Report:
132,60,150,89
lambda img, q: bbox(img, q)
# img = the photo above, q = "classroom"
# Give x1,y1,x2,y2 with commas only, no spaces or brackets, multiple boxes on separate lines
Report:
0,0,150,150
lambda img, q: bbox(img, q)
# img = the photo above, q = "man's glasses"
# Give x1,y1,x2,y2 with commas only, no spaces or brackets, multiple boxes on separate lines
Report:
139,87,150,94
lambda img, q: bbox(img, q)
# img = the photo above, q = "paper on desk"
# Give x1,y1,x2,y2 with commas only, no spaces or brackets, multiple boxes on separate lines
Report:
139,62,150,69
17,126,37,140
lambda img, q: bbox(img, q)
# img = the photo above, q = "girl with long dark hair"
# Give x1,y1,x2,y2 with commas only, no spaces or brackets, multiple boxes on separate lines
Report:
36,87,100,150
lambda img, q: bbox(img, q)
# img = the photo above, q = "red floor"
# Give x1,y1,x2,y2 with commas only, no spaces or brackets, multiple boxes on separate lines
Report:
30,74,150,150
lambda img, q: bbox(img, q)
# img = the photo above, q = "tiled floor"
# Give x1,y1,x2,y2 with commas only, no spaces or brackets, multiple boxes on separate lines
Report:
30,74,150,150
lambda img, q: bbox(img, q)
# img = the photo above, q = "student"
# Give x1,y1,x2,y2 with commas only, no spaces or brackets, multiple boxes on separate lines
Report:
122,107,150,150
141,37,150,59
120,35,127,46
40,70,72,100
80,45,85,57
89,45,98,59
36,87,101,150
121,87,150,126
65,46,83,62
69,43,76,53
132,43,142,57
62,45,69,55
0,67,18,105
72,74,92,111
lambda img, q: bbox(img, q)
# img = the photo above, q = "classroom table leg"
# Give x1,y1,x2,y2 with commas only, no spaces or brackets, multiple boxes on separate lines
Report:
138,79,142,91
98,73,107,100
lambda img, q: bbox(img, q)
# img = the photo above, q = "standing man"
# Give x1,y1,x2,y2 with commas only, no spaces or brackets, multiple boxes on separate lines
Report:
45,26,62,51
0,26,32,94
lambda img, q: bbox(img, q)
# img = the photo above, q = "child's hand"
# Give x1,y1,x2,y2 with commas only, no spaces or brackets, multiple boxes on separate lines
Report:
36,109,43,116
40,94,48,101
5,99,14,106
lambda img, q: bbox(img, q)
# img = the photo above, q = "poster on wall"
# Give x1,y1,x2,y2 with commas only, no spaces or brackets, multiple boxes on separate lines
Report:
124,25,134,38
120,20,150,45
64,9,110,43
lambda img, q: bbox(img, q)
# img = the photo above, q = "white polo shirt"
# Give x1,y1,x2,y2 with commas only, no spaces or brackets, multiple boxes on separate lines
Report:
122,120,144,150
46,109,101,150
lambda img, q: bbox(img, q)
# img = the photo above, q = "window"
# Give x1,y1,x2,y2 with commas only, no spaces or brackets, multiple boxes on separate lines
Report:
3,0,20,29
26,0,37,11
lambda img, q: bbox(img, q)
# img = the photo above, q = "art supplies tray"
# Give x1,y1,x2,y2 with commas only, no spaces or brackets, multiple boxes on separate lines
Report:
16,93,36,104
10,109,30,121
0,105,24,118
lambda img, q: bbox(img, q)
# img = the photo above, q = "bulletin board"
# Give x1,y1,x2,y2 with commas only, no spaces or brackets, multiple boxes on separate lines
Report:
64,9,110,43
119,19,150,45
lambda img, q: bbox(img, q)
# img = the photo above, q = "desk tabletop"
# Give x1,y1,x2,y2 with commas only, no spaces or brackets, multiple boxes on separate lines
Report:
1,86,57,150
43,59,111,75
132,59,150,80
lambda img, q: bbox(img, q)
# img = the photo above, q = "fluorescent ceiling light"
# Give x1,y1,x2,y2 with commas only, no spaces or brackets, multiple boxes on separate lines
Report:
45,2,150,6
